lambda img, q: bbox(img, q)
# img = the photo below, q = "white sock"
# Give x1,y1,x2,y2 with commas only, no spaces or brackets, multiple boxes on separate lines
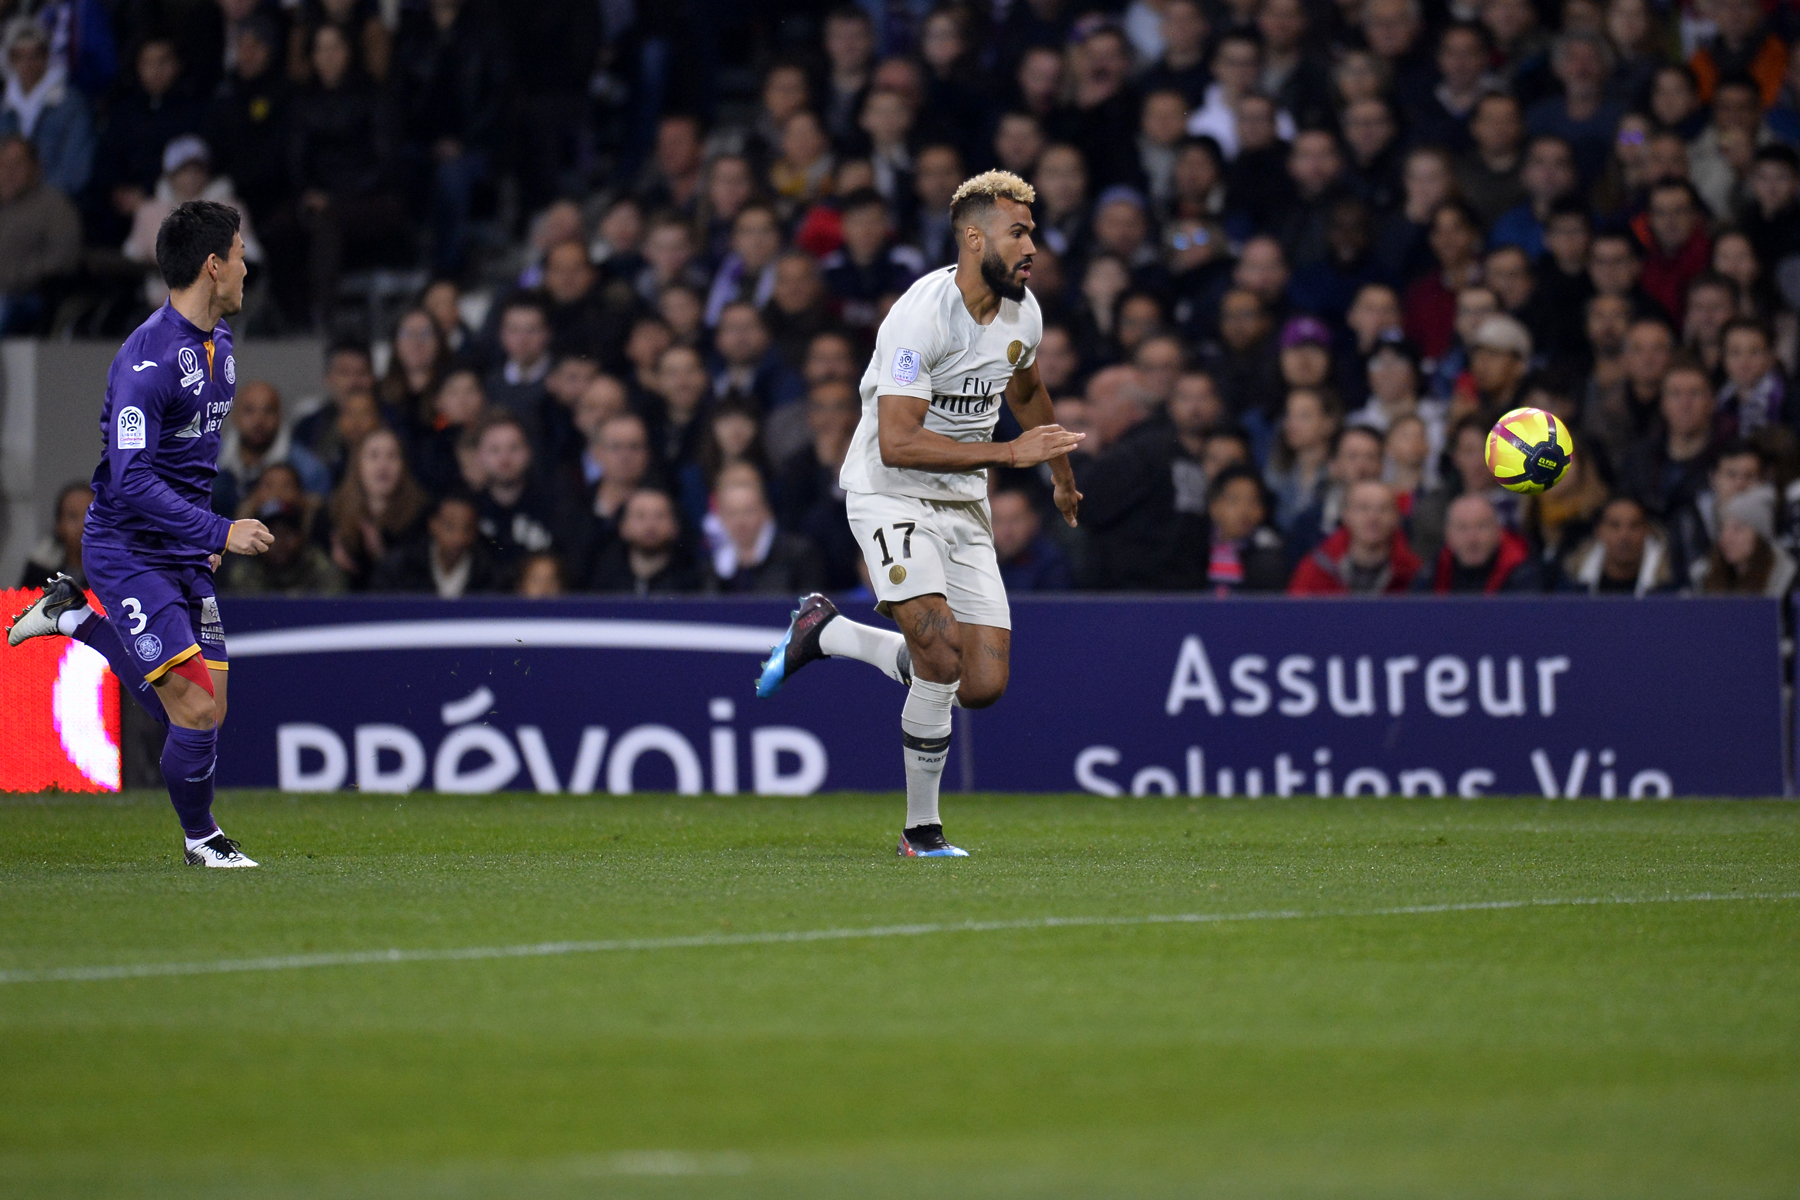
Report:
184,828,221,850
819,615,909,684
55,605,94,637
900,677,958,828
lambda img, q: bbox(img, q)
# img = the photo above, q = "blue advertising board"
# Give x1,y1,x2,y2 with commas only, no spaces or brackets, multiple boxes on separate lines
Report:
218,596,1786,799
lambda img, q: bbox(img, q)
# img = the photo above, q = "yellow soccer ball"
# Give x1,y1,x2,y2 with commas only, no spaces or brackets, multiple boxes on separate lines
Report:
1486,406,1573,494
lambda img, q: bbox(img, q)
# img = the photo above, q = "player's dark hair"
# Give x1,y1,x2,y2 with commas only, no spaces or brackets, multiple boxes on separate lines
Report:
154,199,240,290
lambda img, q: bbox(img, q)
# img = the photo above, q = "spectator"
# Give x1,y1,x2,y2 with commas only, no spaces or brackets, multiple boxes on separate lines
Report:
411,368,487,497
1489,135,1577,258
1403,200,1485,358
1688,0,1786,108
0,19,92,198
87,38,201,246
388,0,506,275
1560,494,1677,594
1715,317,1791,442
216,380,331,517
1737,144,1800,271
587,488,710,594
1407,22,1493,153
1288,479,1423,594
773,380,861,590
203,14,287,227
992,484,1073,592
469,412,559,569
711,300,803,411
1287,423,1385,562
0,135,78,331
763,250,836,374
1416,493,1541,592
708,473,826,594
1526,32,1625,183
1624,356,1713,519
483,297,554,449
370,492,502,597
1694,485,1795,595
1467,314,1534,422
17,480,89,589
705,204,782,326
219,501,346,595
909,143,963,267
278,23,403,330
821,6,875,143
1142,0,1210,105
379,307,449,432
515,552,566,598
1181,464,1288,593
1456,92,1529,228
1187,32,1293,160
326,426,430,588
121,135,262,306
1584,315,1672,474
1635,180,1711,326
1266,387,1340,534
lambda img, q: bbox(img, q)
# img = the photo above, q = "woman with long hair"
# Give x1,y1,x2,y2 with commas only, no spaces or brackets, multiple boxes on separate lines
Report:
380,307,450,432
1265,387,1341,535
411,369,489,496
327,426,431,588
1695,486,1797,596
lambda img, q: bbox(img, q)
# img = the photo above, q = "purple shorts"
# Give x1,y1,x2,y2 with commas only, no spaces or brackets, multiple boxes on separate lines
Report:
82,542,226,682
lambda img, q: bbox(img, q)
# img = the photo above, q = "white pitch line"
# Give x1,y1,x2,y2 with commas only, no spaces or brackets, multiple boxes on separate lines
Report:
1,891,1794,986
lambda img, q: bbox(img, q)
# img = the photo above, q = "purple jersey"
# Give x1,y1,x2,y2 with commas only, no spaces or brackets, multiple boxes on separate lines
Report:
84,302,237,568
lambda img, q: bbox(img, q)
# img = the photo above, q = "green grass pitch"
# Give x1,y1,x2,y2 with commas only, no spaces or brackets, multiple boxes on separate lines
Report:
0,790,1796,1199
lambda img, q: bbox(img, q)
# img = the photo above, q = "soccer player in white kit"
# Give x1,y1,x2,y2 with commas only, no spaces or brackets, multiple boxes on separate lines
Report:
755,171,1084,856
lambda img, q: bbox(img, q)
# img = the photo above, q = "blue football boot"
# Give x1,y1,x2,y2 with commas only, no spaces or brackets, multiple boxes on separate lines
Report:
756,593,838,698
897,824,969,857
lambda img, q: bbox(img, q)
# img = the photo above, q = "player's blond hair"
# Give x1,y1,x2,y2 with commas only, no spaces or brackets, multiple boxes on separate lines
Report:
949,170,1037,228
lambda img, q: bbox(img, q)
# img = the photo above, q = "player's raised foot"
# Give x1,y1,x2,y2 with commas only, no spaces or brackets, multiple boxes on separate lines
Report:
898,824,969,857
756,593,838,698
6,572,83,646
183,833,258,868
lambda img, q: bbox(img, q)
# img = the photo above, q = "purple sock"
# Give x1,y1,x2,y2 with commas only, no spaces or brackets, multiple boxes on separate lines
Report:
74,611,169,727
161,725,219,838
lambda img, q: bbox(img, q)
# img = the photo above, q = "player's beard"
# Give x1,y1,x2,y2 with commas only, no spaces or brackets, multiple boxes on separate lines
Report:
980,247,1030,302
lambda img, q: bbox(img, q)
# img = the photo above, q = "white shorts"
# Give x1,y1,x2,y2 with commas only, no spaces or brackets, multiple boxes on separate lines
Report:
845,491,1012,629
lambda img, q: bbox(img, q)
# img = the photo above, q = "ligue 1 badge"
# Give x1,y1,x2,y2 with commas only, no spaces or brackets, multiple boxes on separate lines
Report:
892,347,919,385
225,354,236,385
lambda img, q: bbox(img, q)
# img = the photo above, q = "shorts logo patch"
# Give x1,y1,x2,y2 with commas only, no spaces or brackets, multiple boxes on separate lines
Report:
224,354,235,385
201,597,220,624
1007,339,1023,365
888,565,908,584
892,348,920,385
134,633,163,662
116,406,146,450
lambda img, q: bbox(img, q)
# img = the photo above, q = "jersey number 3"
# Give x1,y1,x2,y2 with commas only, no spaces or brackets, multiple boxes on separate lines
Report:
121,597,146,634
871,522,915,566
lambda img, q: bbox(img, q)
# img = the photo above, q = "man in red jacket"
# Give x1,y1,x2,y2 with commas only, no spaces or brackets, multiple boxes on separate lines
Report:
1418,494,1541,593
1288,479,1422,594
1634,180,1711,327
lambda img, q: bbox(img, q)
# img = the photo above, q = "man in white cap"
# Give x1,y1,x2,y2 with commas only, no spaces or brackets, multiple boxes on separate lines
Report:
123,135,262,290
1468,312,1532,418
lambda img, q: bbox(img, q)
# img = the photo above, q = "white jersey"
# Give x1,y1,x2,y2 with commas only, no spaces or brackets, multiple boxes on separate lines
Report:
840,266,1043,502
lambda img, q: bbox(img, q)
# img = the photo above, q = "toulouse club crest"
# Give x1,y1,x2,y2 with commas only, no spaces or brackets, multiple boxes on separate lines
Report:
134,633,163,662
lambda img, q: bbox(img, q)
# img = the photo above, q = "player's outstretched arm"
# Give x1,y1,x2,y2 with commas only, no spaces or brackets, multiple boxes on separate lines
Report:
1004,362,1082,527
876,394,1083,475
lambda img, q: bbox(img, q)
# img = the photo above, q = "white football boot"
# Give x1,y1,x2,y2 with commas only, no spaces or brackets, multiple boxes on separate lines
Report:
7,572,84,646
184,833,259,868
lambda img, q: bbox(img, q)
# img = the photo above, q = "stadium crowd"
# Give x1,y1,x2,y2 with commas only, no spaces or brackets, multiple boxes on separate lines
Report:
13,0,1800,599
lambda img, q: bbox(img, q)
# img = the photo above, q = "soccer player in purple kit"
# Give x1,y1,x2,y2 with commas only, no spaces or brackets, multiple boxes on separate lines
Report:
7,200,273,866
